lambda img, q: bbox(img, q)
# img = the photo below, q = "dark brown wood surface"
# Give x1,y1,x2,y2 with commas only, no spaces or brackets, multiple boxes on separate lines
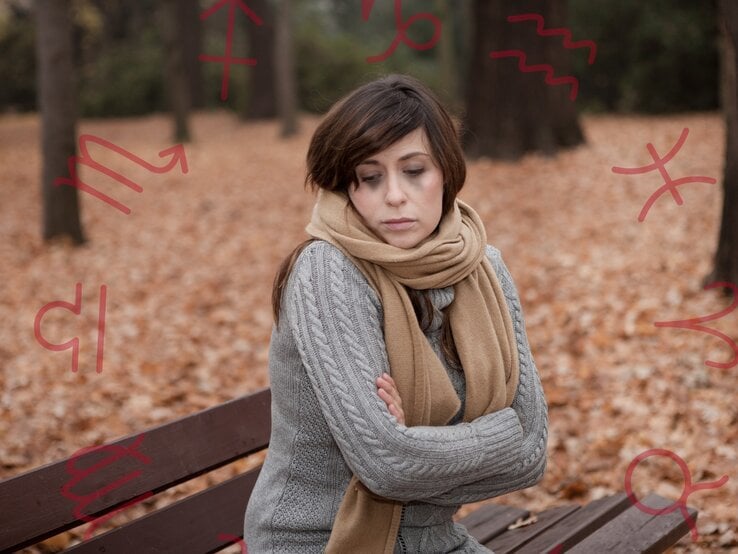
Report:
64,468,261,554
0,388,270,552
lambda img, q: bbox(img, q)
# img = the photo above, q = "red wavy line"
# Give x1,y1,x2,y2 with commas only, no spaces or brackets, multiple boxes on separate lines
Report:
489,50,579,100
507,13,597,64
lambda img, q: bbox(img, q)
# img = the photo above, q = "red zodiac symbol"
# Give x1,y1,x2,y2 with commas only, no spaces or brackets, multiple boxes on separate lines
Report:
217,533,248,553
61,434,153,540
199,0,263,100
611,127,717,222
54,134,188,215
362,0,442,63
34,282,107,373
654,281,738,369
490,13,596,101
624,448,729,541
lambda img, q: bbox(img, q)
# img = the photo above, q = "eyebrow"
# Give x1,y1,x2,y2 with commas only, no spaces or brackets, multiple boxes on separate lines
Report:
357,152,431,165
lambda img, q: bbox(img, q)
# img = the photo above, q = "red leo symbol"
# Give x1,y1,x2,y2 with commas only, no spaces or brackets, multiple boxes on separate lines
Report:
217,533,248,553
199,0,263,101
654,281,738,370
34,282,107,373
624,449,729,541
362,0,442,63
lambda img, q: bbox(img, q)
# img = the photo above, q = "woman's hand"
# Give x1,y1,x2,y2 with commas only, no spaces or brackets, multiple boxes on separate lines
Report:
376,372,405,425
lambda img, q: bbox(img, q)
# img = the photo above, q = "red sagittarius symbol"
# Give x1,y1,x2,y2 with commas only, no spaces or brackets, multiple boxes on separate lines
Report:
654,281,738,370
199,0,263,101
54,134,188,215
611,127,717,222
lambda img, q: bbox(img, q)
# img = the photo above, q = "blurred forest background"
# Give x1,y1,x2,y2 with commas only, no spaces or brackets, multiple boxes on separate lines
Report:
1,0,737,552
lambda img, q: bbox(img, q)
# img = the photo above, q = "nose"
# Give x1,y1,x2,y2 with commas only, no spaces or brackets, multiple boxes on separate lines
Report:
385,170,407,206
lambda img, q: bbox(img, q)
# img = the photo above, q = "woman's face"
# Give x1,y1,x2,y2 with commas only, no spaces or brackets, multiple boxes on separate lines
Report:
348,128,444,249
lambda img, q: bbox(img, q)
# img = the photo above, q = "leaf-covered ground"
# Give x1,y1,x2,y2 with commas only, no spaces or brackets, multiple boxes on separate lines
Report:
0,111,735,552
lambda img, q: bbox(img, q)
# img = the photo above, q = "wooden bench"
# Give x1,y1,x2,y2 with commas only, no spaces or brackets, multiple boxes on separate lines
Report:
0,387,696,553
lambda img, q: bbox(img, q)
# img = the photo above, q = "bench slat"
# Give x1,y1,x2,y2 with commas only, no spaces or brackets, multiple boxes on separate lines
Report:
459,503,529,544
566,493,697,554
486,504,579,553
0,388,270,552
64,468,260,554
517,492,631,553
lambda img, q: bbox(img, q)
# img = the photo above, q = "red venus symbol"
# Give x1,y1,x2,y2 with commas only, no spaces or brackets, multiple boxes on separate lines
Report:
363,0,442,63
199,0,263,101
625,449,729,541
654,281,738,369
54,134,189,215
611,127,717,222
34,282,108,373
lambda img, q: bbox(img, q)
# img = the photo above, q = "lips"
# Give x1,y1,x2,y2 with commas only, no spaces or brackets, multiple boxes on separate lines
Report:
383,218,415,223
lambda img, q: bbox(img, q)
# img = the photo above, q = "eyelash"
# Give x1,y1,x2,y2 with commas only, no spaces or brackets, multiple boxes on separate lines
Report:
359,168,425,184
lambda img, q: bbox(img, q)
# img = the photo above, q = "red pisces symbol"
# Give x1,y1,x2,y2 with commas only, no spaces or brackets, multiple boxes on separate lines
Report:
611,127,717,222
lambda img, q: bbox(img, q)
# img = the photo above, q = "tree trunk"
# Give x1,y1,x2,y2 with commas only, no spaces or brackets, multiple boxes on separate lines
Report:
180,0,205,109
437,0,458,112
160,0,192,142
35,0,84,244
242,0,277,119
464,0,585,160
275,0,297,137
707,0,738,293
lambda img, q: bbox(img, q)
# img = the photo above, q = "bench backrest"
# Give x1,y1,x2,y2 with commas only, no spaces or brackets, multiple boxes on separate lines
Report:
0,387,271,553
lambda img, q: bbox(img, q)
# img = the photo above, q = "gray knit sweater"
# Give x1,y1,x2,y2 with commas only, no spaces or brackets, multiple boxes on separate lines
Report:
244,240,548,553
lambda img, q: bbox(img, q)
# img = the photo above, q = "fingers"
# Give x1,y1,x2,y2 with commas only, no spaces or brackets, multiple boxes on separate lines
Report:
376,373,405,425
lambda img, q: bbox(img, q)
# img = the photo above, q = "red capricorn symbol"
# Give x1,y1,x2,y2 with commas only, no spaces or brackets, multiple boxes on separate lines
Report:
34,282,107,373
490,13,596,101
654,281,738,369
54,134,189,215
217,533,248,553
60,434,153,540
362,0,442,63
624,449,729,541
611,127,717,222
199,0,263,101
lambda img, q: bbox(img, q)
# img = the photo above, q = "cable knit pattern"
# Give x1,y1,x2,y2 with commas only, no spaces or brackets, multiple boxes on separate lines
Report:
244,240,548,553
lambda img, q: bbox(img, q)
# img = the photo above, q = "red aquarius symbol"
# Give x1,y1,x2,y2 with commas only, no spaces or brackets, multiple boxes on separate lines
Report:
54,134,189,215
654,281,738,370
199,0,263,101
490,13,596,101
362,0,442,63
60,434,153,540
624,448,729,542
34,282,108,373
217,533,248,553
611,127,717,222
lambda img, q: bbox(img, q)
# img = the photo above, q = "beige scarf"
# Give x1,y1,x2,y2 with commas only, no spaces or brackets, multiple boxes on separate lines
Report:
304,188,520,554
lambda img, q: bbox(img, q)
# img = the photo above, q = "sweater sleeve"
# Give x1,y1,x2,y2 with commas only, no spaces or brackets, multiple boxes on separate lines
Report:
283,240,524,502
419,246,549,505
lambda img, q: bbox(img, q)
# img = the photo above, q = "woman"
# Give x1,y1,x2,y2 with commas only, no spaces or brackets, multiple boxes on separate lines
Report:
244,74,548,553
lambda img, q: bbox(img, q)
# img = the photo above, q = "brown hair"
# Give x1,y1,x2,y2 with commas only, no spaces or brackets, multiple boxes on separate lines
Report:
271,74,467,370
